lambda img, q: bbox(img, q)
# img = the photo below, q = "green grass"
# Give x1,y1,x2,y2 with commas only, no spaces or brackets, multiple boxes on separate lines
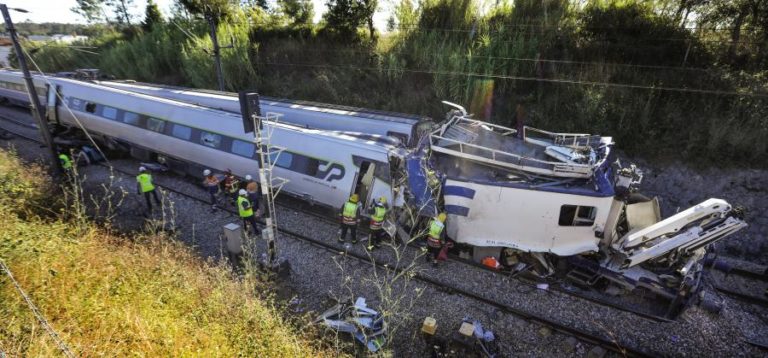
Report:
0,149,336,357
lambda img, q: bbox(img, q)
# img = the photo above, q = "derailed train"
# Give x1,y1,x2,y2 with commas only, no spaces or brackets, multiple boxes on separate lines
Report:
0,69,408,211
0,69,747,315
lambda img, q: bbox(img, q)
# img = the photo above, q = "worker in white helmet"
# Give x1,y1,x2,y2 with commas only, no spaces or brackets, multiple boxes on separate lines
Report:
237,189,259,236
136,166,161,216
202,169,220,211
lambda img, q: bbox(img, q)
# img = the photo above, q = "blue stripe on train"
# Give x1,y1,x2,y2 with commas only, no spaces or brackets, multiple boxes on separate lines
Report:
444,185,476,199
445,204,470,217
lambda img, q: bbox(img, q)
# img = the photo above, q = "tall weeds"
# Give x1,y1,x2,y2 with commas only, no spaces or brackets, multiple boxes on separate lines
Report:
27,0,768,166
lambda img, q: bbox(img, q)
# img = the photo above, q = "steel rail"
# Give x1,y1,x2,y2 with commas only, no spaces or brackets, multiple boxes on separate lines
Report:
713,285,768,308
0,120,655,358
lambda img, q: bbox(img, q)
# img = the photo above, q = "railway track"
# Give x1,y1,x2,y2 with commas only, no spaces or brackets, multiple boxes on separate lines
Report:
0,115,657,357
711,264,768,308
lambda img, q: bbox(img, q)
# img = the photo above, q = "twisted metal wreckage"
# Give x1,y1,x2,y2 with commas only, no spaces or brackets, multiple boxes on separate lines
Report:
398,103,747,316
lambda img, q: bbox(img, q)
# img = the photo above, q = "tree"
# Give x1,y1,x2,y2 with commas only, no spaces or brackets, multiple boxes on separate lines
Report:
358,0,376,39
241,0,269,11
323,0,367,40
71,0,106,23
279,0,314,25
177,0,234,18
697,0,768,67
107,0,135,26
142,0,164,32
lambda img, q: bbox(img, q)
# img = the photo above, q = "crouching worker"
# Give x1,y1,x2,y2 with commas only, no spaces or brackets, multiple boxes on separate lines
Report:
136,166,161,216
425,213,446,266
339,194,361,244
237,189,259,236
58,151,74,178
367,196,388,251
59,152,73,171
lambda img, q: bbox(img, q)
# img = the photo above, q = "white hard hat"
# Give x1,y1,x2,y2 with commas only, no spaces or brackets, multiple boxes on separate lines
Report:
139,166,147,172
245,174,252,181
203,169,211,176
238,189,247,196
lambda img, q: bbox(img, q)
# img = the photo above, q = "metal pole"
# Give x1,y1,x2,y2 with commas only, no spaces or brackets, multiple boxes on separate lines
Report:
254,115,278,266
1,4,61,174
206,13,225,92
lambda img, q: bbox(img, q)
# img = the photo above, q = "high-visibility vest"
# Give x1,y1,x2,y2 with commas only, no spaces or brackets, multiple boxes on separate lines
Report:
342,201,358,225
59,154,72,169
370,205,387,230
237,196,253,218
136,173,155,193
428,219,444,245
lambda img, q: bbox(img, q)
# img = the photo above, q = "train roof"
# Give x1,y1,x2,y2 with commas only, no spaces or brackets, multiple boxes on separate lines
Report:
428,115,616,197
102,80,431,125
56,77,403,152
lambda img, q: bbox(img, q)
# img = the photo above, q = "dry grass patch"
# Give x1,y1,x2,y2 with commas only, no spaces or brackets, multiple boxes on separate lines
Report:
0,148,335,357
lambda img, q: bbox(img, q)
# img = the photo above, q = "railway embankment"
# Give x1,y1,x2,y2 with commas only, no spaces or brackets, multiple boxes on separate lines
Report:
636,159,768,265
0,148,335,357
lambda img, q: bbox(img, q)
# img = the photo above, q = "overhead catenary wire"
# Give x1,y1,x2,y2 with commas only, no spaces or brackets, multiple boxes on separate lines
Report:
170,19,200,42
395,25,768,46
396,22,759,33
260,61,768,98
0,259,76,358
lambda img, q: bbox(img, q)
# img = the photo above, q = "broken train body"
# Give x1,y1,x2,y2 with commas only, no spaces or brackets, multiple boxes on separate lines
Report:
406,107,747,315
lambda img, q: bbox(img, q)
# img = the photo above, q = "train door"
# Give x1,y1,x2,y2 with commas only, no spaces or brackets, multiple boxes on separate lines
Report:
45,84,59,124
351,160,376,208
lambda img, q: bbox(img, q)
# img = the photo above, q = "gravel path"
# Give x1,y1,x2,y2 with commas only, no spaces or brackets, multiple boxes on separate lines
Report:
1,108,766,357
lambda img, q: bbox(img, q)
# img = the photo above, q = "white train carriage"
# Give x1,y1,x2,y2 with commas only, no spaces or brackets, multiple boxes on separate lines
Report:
48,77,406,212
0,69,47,106
96,80,433,147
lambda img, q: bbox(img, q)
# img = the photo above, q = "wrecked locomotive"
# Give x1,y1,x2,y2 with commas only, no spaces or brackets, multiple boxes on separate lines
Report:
400,103,747,315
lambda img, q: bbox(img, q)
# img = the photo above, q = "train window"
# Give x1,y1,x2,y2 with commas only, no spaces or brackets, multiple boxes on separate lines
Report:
200,131,221,148
386,131,408,144
85,102,96,113
231,140,255,158
171,124,192,140
558,205,596,226
292,155,319,176
69,98,83,111
269,150,293,169
122,112,141,127
146,118,165,133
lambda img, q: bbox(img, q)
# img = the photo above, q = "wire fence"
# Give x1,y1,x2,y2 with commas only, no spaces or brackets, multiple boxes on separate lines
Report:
0,259,76,358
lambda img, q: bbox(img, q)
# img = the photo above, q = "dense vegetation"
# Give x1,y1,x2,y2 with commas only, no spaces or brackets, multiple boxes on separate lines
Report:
0,149,331,357
25,0,768,166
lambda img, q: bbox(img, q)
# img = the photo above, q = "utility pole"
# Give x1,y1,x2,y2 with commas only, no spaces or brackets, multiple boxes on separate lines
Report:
1,4,61,174
206,12,226,92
